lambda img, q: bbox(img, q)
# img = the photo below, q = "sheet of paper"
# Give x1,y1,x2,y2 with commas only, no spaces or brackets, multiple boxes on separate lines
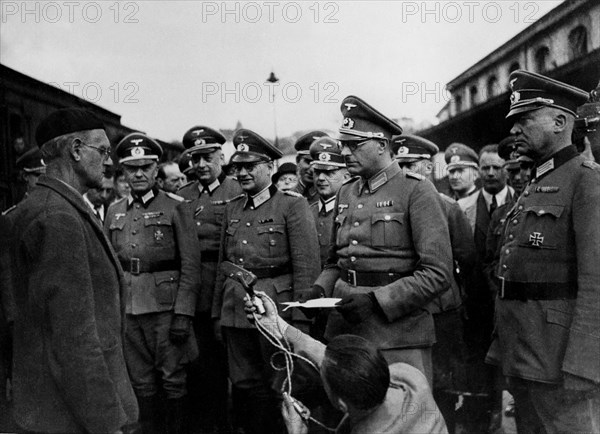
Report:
280,298,342,311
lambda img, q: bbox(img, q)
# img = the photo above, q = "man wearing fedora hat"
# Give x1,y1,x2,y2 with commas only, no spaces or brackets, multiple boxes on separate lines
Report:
486,70,600,433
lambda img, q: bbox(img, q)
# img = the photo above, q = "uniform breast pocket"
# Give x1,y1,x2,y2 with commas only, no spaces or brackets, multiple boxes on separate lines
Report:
518,205,563,250
257,224,287,256
371,212,404,248
108,218,127,246
144,218,174,246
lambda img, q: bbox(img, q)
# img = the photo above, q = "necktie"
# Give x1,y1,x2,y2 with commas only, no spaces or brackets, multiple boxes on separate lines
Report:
489,195,498,216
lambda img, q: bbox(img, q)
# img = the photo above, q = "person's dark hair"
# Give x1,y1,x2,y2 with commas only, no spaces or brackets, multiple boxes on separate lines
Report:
322,334,390,410
478,144,499,158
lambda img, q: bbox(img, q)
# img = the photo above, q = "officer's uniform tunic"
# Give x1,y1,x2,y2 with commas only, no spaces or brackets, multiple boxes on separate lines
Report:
310,197,336,268
315,162,453,375
105,188,201,398
487,146,600,384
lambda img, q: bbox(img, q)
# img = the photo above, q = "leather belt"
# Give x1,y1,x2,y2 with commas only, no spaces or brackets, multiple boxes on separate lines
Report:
498,277,577,300
201,250,219,263
340,269,411,287
120,258,178,275
246,264,292,279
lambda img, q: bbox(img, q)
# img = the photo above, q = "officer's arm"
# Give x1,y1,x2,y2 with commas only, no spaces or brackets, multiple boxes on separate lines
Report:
25,212,124,433
313,190,343,296
173,201,202,316
374,181,453,320
563,166,600,384
211,204,229,320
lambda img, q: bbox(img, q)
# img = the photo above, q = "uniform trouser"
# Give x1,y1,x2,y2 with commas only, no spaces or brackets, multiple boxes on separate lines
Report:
222,326,284,434
125,312,189,399
508,377,600,434
187,311,229,431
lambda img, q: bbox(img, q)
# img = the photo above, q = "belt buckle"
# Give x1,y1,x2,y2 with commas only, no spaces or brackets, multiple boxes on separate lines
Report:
131,258,140,275
347,269,357,286
499,276,505,299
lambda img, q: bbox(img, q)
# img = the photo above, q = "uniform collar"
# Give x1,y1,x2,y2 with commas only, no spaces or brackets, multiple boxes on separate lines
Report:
245,184,277,209
533,145,578,181
128,188,156,207
359,162,401,194
318,196,336,214
481,185,510,209
198,171,226,195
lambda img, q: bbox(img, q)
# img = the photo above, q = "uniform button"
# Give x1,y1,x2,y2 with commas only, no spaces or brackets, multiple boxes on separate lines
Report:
269,240,276,246
135,204,140,209
350,256,356,262
246,222,251,227
509,234,514,240
170,277,174,281
505,249,510,255
134,217,139,221
131,244,136,248
319,222,324,226
196,222,201,226
239,258,244,263
357,204,363,209
250,206,255,210
502,265,507,270
354,222,359,227
242,240,248,244
513,220,518,225
351,240,358,245
524,191,530,197
518,205,523,210
318,233,322,237
384,215,391,221
269,228,274,232
132,230,137,235
539,210,545,215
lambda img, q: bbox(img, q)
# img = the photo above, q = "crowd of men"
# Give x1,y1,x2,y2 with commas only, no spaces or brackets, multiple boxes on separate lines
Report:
0,69,599,434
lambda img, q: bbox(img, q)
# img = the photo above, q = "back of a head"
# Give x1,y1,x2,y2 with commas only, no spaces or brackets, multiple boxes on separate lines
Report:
322,334,390,411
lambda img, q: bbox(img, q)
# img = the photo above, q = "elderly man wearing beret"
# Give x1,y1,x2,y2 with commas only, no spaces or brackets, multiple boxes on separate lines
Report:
486,70,600,433
3,108,138,433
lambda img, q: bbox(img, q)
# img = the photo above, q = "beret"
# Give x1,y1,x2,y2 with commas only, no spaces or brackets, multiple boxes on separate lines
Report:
231,129,282,163
271,162,298,184
36,108,104,146
339,95,403,141
507,70,589,119
294,131,328,156
182,126,226,154
116,133,163,165
445,143,479,169
391,134,438,162
309,136,345,170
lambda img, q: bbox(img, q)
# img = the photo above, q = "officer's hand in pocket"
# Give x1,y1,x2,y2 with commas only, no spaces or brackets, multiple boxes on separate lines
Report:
336,292,378,324
169,314,192,345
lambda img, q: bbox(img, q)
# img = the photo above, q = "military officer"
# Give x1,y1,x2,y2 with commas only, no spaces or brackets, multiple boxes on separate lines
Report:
575,80,600,163
105,133,201,434
308,96,453,385
309,136,349,268
177,125,243,433
392,134,475,432
445,143,480,200
212,129,320,434
486,70,599,433
292,130,328,204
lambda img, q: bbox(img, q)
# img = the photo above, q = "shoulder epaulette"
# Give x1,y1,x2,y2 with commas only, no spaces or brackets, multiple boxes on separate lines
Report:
229,193,246,202
166,192,185,202
582,160,600,170
405,171,425,181
283,190,303,198
177,181,195,191
1,204,17,216
342,176,360,185
438,192,455,203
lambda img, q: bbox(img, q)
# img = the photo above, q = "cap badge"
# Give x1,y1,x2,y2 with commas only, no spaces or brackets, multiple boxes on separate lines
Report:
319,153,331,162
237,143,249,152
131,138,143,146
192,129,204,136
398,146,409,155
509,77,518,89
344,103,357,111
510,91,521,104
194,139,205,146
320,143,333,149
132,147,144,157
342,117,355,129
450,155,460,163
